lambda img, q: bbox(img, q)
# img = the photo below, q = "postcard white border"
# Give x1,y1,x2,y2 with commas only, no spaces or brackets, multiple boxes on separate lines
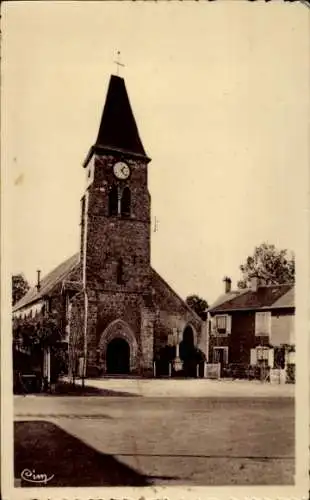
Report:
1,1,309,499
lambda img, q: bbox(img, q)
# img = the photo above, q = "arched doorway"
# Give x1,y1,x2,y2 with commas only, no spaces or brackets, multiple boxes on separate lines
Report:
106,337,130,375
98,319,139,375
183,325,194,345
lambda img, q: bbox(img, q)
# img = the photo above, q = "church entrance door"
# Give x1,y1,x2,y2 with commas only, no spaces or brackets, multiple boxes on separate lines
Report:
106,338,130,375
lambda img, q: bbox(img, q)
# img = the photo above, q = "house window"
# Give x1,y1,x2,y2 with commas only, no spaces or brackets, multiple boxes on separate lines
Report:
216,315,226,332
251,346,274,368
255,312,271,336
109,185,118,216
215,314,231,335
121,187,131,217
256,346,269,361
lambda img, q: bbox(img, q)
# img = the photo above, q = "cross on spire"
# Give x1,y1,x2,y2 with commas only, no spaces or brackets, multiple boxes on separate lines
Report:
114,51,125,76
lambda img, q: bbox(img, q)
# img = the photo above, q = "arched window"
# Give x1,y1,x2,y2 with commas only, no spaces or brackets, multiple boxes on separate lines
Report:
121,187,131,217
116,258,124,285
183,325,194,346
109,185,118,216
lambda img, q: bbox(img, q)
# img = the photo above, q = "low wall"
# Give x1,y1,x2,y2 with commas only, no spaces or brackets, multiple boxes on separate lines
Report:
205,363,221,379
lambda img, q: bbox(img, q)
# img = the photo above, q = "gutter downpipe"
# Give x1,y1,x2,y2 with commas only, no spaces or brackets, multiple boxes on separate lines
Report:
82,289,88,388
82,191,89,388
206,311,210,364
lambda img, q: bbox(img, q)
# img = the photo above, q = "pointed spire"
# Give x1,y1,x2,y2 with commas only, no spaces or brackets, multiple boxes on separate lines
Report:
93,74,148,160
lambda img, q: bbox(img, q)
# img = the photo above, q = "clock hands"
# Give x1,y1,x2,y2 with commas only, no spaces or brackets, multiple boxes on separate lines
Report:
113,161,130,179
119,164,129,178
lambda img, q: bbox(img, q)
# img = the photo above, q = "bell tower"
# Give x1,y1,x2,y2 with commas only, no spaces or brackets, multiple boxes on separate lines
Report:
80,74,152,293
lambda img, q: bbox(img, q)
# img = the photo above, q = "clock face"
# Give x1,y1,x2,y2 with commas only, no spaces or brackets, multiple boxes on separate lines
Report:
113,161,130,180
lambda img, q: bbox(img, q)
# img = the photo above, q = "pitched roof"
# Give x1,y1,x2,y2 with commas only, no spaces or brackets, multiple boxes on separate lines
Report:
94,74,148,159
13,253,80,312
209,284,294,313
151,268,203,324
208,290,246,311
271,286,295,308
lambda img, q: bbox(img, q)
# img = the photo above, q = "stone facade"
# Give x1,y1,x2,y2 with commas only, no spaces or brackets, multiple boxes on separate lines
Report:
14,74,206,379
71,140,206,377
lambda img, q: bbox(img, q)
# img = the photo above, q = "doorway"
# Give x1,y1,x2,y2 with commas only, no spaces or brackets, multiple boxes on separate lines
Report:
213,347,228,376
180,325,196,377
106,338,130,374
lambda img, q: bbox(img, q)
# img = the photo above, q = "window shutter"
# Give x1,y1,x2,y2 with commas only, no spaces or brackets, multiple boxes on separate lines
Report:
267,311,271,336
255,312,271,336
226,315,232,334
268,348,274,368
250,348,257,366
215,315,228,334
210,317,216,336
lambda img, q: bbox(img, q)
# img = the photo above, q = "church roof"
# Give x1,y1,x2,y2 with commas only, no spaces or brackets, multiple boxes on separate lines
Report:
13,253,80,312
93,74,148,160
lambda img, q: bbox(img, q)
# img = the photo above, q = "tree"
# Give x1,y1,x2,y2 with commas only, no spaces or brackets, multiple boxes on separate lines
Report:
237,243,295,289
12,274,30,305
186,295,208,320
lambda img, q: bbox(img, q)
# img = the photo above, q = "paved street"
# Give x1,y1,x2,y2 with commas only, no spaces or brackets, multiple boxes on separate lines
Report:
14,380,294,487
69,376,295,398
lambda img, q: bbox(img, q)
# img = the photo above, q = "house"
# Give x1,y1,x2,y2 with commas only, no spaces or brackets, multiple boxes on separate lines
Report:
13,73,207,381
207,277,295,378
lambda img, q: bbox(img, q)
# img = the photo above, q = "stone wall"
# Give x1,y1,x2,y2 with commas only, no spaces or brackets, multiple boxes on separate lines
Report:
140,307,155,375
150,268,205,356
71,148,207,377
84,154,151,293
68,292,85,377
87,291,155,375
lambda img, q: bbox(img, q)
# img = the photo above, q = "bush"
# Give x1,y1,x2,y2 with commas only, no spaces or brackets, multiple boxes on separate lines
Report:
286,364,295,383
227,363,249,379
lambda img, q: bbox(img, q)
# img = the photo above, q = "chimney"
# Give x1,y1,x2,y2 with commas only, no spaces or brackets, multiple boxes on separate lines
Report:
223,276,232,294
250,276,259,292
36,270,41,292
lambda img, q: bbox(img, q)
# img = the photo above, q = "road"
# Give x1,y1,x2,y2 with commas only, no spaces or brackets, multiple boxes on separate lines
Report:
14,380,295,487
69,376,295,397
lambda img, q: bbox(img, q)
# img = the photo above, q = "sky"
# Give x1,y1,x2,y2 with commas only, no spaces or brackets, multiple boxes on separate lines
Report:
2,1,309,304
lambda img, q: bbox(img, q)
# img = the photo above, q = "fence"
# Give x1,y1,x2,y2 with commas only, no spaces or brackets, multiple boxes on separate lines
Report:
269,368,286,385
153,360,215,378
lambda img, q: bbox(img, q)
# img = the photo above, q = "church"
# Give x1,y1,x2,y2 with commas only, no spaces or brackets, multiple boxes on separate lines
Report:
13,73,207,378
